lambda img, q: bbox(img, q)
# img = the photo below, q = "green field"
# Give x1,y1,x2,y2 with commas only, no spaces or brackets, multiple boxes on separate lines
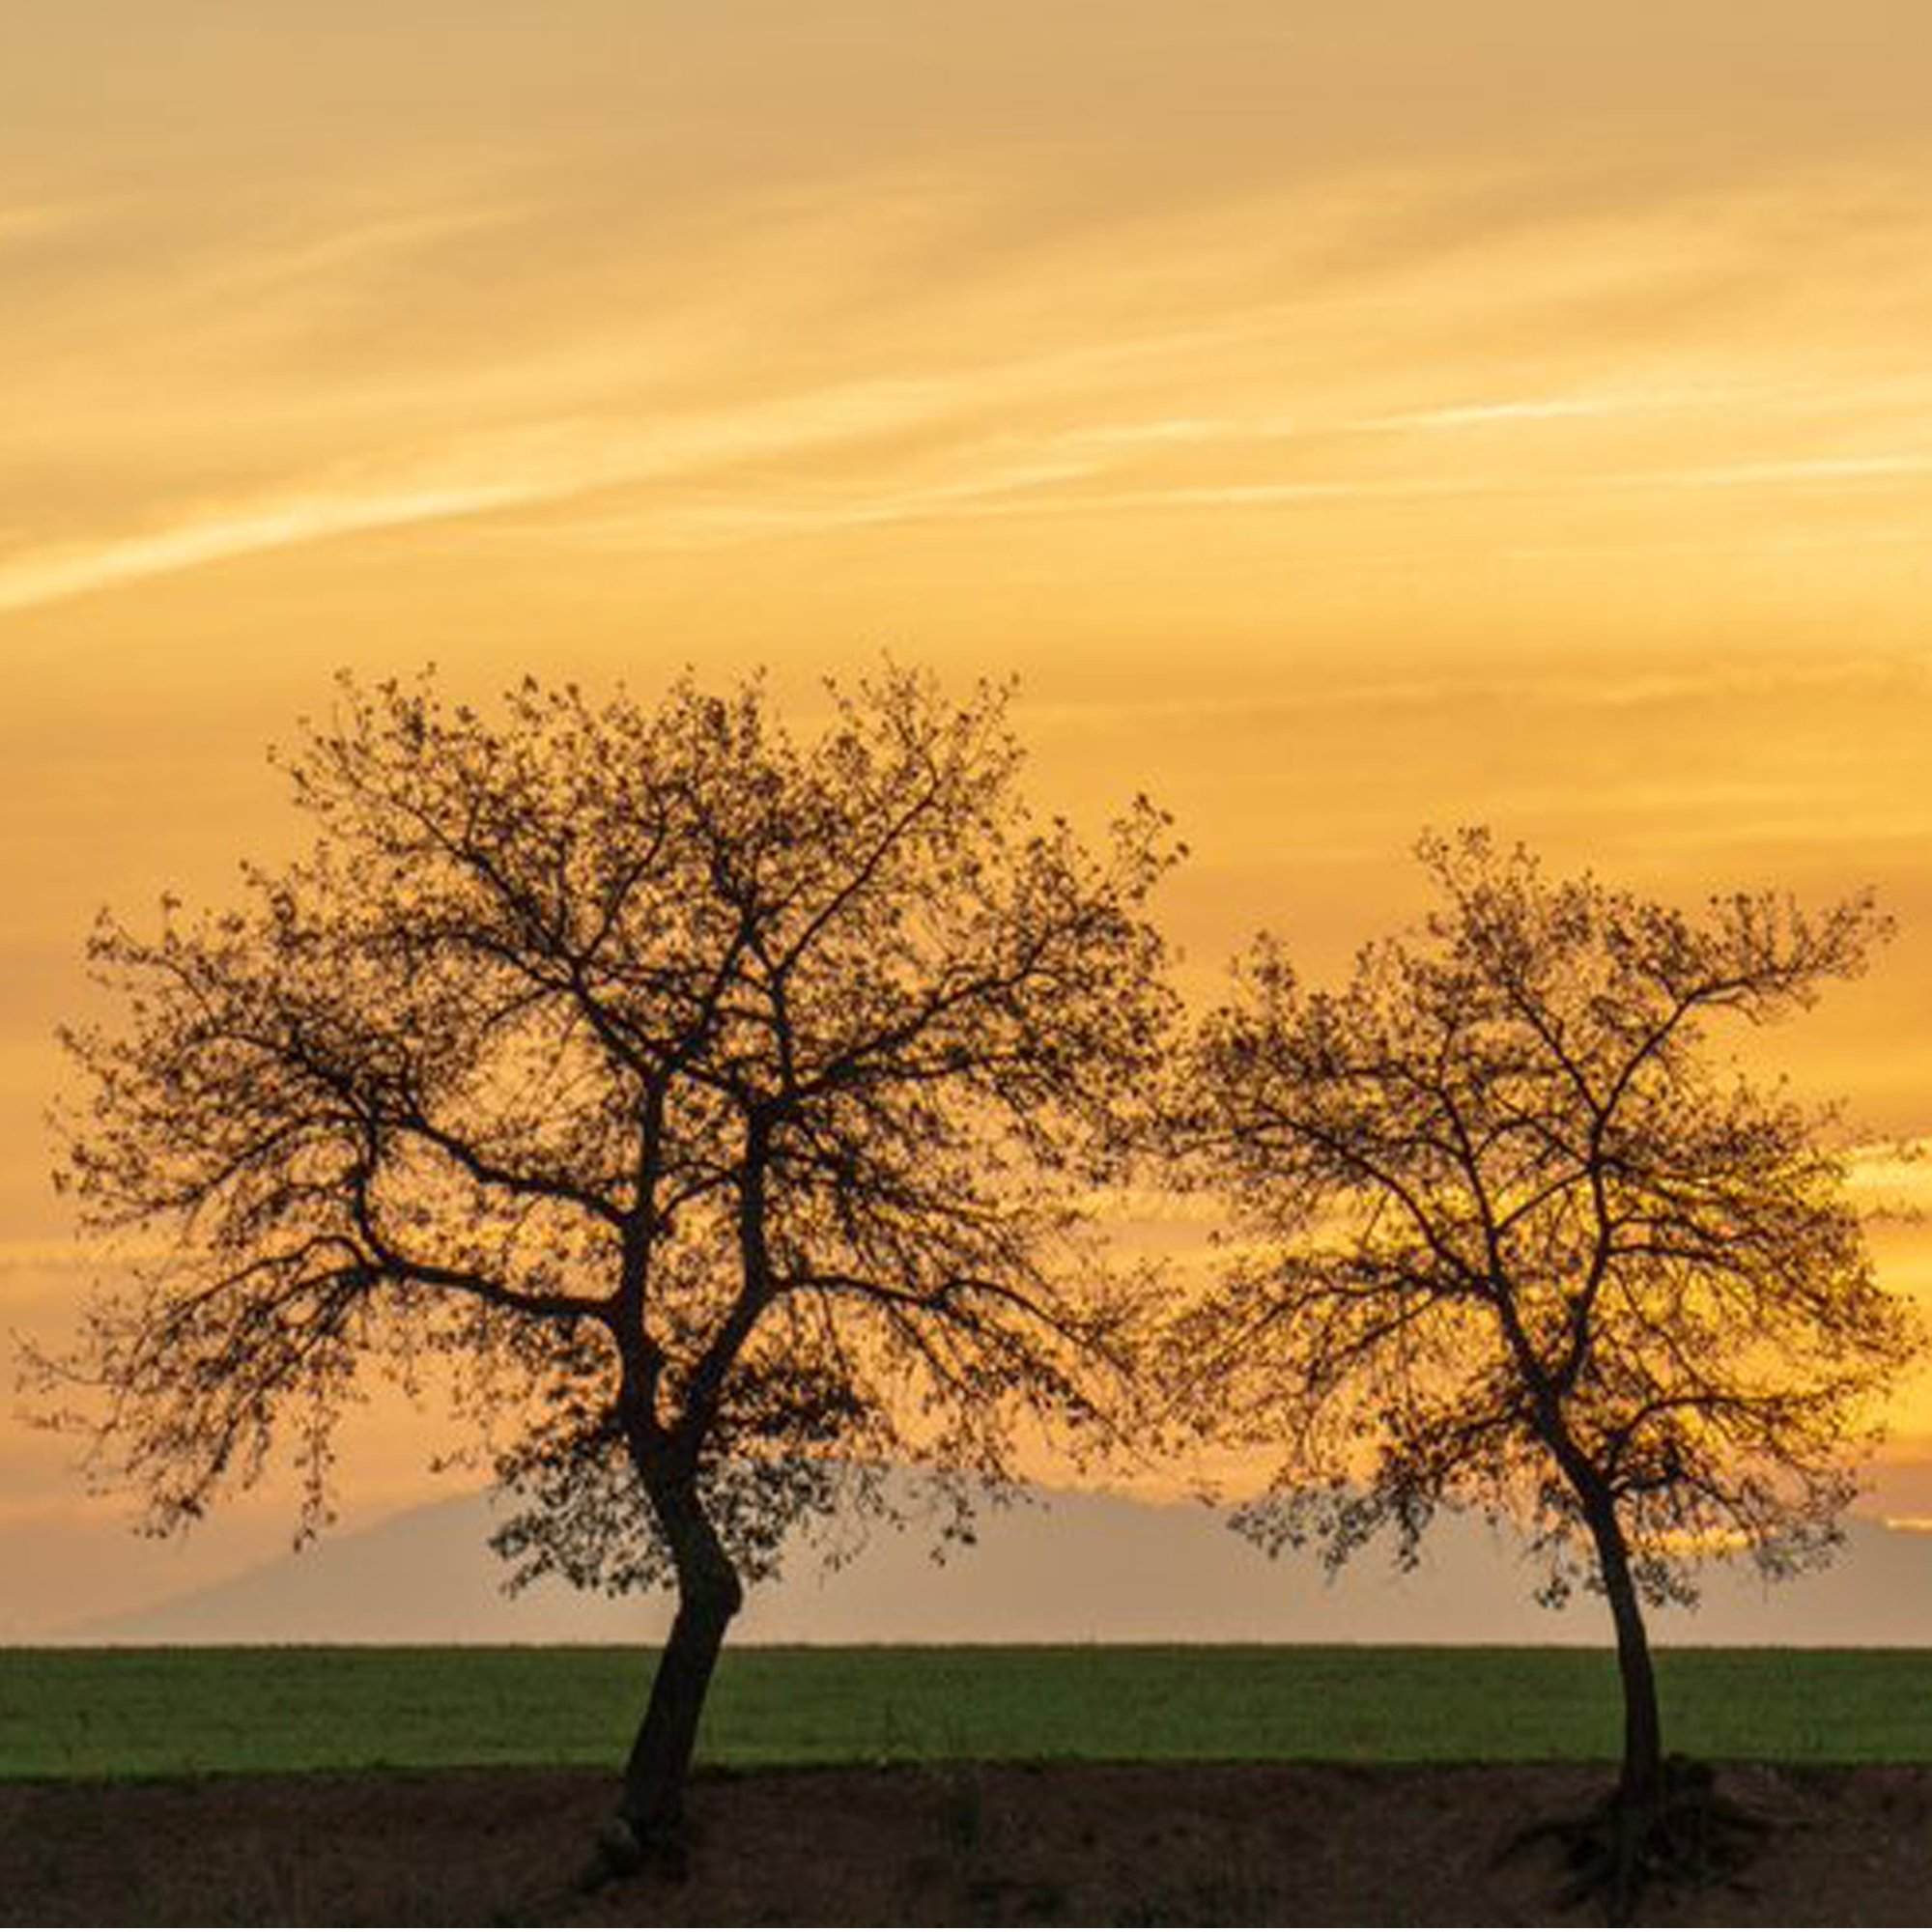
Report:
3,1644,1930,1779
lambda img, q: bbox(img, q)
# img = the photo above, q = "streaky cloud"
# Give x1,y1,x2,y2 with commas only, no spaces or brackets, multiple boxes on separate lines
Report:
1359,389,1713,432
0,373,966,613
0,485,540,616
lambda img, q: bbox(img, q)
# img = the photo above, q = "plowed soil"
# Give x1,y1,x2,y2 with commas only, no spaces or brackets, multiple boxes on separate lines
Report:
4,1760,1929,1925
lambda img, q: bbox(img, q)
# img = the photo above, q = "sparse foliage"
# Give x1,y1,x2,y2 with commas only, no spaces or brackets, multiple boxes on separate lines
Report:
1175,829,1917,1913
39,663,1180,1850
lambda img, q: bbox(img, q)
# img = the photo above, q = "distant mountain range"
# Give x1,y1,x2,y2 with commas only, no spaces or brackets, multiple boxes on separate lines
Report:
50,1483,1932,1647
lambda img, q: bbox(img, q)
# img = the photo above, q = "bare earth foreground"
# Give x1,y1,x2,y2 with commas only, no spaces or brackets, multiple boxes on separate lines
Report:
5,1762,1932,1926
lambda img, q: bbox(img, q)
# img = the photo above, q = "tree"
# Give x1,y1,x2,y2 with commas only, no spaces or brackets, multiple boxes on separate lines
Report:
1174,830,1916,1914
40,664,1179,1862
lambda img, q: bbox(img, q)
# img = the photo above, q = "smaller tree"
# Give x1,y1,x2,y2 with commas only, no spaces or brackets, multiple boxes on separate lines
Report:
1176,830,1917,1915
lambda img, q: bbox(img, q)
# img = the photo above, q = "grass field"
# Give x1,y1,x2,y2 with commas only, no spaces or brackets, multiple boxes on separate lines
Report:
4,1644,1931,1779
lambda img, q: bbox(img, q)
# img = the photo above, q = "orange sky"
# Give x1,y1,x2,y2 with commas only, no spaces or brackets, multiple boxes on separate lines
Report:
4,2,1930,1633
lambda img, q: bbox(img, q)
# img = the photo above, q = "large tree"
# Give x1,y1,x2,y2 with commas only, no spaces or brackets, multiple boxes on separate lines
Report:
42,664,1179,1861
1176,830,1916,1913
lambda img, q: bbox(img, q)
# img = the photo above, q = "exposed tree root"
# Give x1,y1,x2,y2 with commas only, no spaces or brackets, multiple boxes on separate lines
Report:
574,1810,692,1893
1496,1757,1775,1923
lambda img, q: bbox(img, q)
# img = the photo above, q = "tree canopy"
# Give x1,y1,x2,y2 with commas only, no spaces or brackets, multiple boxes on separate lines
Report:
43,663,1181,1843
1174,830,1916,1903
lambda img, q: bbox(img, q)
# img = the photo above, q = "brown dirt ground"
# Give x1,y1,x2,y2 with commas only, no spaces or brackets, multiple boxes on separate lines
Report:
3,1761,1930,1926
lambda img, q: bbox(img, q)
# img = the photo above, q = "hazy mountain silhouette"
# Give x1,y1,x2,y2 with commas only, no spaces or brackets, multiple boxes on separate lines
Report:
55,1483,1932,1646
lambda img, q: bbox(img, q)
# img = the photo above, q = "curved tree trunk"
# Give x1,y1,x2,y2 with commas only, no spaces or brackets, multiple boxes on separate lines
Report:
1584,1499,1662,1811
1581,1488,1662,1918
617,1476,745,1847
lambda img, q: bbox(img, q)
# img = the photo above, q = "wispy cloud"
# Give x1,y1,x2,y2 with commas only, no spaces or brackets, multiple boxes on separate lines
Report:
1053,413,1296,448
9,153,1932,616
606,456,1110,547
577,454,1541,552
626,469,1529,551
0,485,541,615
1499,526,1927,562
14,412,1932,613
1358,391,1699,432
0,374,962,614
1657,454,1932,488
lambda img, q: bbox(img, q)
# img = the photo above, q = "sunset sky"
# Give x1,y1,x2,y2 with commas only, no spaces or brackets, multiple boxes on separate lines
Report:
4,2,1931,1634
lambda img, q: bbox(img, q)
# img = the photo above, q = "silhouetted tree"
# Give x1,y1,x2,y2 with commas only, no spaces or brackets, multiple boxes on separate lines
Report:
40,664,1179,1864
1175,830,1916,1916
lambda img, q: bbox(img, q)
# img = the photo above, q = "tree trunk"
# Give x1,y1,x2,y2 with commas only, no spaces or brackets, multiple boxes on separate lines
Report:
1584,1498,1662,1812
617,1478,745,1847
1581,1488,1662,1918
